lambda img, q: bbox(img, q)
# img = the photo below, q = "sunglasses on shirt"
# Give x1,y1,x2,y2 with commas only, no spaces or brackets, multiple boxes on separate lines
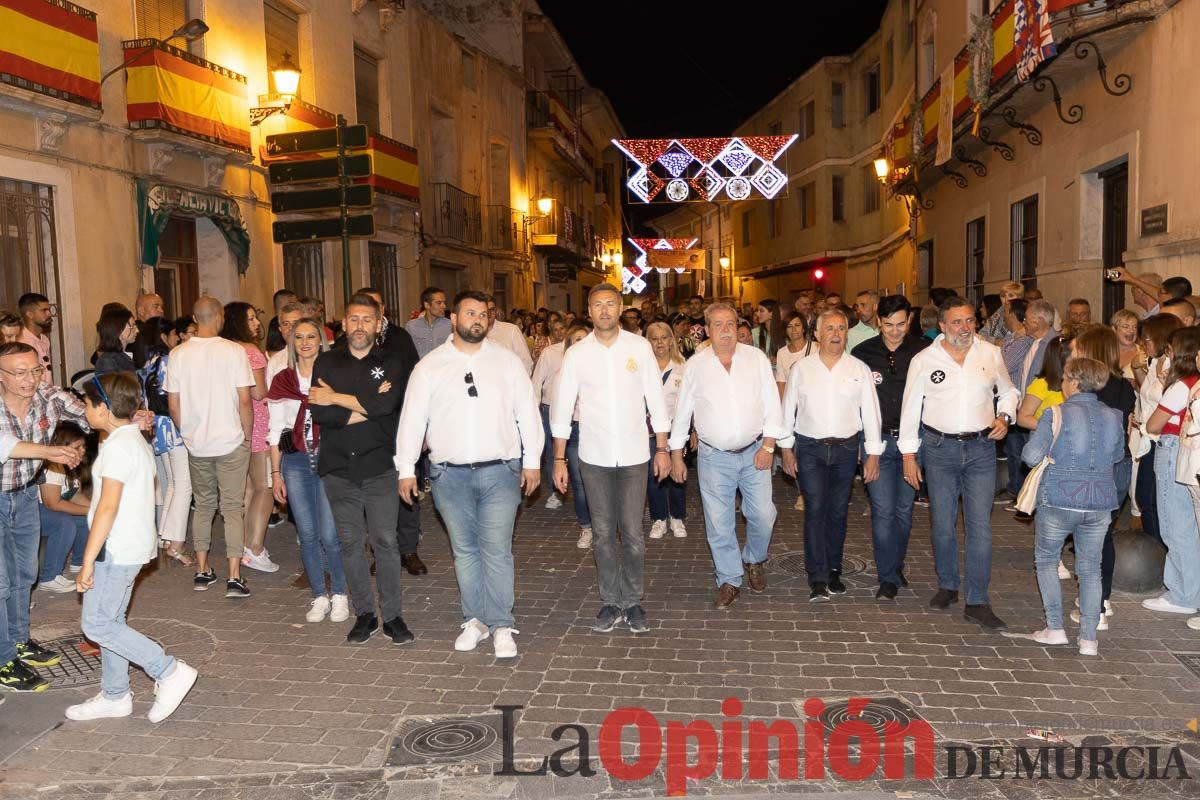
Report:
465,372,478,398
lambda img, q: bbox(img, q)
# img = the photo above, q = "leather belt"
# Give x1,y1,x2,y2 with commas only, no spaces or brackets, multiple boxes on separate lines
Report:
813,435,859,446
882,428,901,438
445,459,508,469
702,435,763,454
923,425,991,441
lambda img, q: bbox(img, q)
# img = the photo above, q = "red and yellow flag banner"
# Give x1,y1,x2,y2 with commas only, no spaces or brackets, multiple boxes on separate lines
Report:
123,39,250,153
0,0,100,108
363,133,419,202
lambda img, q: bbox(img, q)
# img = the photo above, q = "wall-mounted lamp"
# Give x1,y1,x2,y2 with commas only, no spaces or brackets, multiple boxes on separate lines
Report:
536,196,554,216
873,151,890,184
251,51,303,125
719,255,731,270
100,18,209,84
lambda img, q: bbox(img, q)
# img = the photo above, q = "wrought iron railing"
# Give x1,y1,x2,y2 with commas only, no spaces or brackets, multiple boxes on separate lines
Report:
486,206,528,257
430,182,481,246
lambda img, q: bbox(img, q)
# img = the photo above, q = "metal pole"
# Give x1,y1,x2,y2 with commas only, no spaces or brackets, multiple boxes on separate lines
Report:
337,114,352,304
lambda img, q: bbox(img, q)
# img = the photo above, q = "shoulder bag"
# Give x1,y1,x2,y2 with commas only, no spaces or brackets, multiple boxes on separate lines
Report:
1015,405,1062,514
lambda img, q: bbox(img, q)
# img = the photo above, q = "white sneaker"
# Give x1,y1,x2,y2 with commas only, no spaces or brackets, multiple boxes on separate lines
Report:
1030,628,1069,645
494,627,519,658
545,494,563,510
794,496,804,511
649,520,667,539
1076,597,1114,616
1057,560,1071,580
38,575,75,593
1141,595,1198,615
1078,639,1099,656
305,596,331,623
454,618,490,652
66,691,133,721
147,661,198,723
241,547,280,573
330,593,350,623
1070,610,1109,630
1186,616,1200,631
669,519,687,538
576,527,592,549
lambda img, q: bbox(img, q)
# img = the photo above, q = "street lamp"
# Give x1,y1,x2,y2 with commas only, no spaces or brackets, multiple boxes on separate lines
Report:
719,255,731,270
100,19,209,84
251,51,304,125
536,196,554,216
873,151,890,184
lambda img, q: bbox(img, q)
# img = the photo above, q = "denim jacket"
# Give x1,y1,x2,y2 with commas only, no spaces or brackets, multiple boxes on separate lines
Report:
1021,393,1124,511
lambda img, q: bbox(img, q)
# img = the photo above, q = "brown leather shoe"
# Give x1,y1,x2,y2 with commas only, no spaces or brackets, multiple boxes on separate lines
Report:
745,561,767,593
714,583,740,610
402,552,428,576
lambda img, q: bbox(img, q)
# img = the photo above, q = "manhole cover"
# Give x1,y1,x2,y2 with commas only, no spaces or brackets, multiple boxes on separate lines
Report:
386,715,503,767
1174,653,1200,679
769,553,869,579
32,634,101,689
817,697,926,736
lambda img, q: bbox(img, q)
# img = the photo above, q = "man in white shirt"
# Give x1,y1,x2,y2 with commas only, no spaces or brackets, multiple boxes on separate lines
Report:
487,298,534,374
164,296,255,598
551,283,671,634
530,335,566,507
669,303,785,610
899,297,1019,631
397,291,542,659
780,309,883,603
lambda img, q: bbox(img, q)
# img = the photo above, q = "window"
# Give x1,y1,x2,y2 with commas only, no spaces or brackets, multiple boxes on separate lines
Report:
283,242,324,304
920,18,937,95
798,101,815,141
135,0,185,41
797,182,816,229
863,63,881,116
884,37,894,91
492,272,509,314
354,47,380,132
155,216,198,322
917,239,934,294
741,210,753,247
264,1,300,97
831,175,845,222
1010,195,1039,288
831,82,844,129
860,165,879,215
462,49,476,91
966,216,986,305
767,199,782,239
368,242,401,319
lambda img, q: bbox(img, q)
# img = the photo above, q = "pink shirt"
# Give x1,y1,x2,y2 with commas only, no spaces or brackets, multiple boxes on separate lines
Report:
19,328,52,385
244,344,270,453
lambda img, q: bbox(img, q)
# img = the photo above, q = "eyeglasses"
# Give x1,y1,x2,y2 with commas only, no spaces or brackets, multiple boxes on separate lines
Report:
464,372,477,398
0,366,45,380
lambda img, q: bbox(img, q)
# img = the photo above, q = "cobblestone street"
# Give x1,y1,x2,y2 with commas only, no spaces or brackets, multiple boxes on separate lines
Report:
2,473,1199,799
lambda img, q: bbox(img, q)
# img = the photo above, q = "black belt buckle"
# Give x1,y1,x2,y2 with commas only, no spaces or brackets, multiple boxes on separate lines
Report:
883,428,901,438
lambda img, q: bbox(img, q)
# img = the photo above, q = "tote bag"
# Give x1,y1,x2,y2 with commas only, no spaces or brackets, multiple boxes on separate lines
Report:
1015,405,1062,514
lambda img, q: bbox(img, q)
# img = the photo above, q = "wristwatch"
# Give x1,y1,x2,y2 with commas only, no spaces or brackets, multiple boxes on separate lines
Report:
761,444,775,454
998,413,1013,425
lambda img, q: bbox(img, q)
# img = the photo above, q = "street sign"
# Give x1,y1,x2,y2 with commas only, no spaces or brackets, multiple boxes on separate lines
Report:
272,215,375,244
272,185,374,214
264,124,369,157
268,155,372,185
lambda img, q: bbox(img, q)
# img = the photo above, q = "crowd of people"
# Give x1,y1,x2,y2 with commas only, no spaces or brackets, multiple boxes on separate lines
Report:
1,266,1198,723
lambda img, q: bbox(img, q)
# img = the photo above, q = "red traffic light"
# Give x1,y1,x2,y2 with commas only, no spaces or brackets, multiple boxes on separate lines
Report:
813,268,825,280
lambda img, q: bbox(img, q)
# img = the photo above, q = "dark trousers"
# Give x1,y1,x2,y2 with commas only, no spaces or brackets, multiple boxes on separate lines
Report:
865,435,915,585
579,461,647,607
1135,441,1165,549
1004,428,1030,496
323,470,404,620
1101,456,1133,603
396,493,420,556
794,435,858,585
646,437,686,521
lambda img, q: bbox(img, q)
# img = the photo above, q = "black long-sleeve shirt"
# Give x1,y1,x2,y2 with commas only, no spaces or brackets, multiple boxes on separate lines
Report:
851,335,931,433
310,343,416,481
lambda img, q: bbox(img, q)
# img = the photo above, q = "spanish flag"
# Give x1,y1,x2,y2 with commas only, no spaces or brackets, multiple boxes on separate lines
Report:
363,133,419,202
124,39,250,152
0,0,100,107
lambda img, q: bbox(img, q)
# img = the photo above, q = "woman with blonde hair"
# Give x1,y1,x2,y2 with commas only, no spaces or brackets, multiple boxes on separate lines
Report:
1110,309,1143,385
549,324,595,549
645,321,688,538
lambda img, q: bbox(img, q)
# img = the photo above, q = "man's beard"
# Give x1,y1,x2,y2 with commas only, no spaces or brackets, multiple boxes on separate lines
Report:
947,331,973,348
457,323,486,343
38,319,52,334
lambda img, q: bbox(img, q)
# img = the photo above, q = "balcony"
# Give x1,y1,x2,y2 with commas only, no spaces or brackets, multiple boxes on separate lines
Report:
527,90,592,178
486,206,529,259
530,205,578,257
430,182,481,246
0,0,102,124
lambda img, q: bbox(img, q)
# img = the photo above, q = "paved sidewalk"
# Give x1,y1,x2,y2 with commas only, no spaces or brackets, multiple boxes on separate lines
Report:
2,473,1199,799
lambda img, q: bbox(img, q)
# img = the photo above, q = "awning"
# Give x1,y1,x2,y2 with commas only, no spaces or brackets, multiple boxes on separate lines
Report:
137,180,250,273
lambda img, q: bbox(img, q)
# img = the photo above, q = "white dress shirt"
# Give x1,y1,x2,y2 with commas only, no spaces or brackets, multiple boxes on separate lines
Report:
487,320,534,374
394,339,543,479
266,348,288,387
898,334,1020,454
660,360,686,423
551,329,669,467
530,340,565,406
780,351,883,455
669,344,786,452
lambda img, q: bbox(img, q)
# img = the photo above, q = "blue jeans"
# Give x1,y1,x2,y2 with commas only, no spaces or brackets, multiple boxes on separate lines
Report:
1004,427,1030,496
921,432,996,605
82,559,175,699
1155,436,1200,608
866,435,915,585
0,486,40,659
38,506,89,582
1035,506,1108,640
429,459,522,630
565,422,591,527
647,436,686,522
793,435,857,585
281,451,346,598
697,441,775,587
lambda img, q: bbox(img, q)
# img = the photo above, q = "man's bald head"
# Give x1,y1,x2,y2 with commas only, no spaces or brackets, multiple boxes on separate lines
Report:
135,293,164,321
192,296,224,335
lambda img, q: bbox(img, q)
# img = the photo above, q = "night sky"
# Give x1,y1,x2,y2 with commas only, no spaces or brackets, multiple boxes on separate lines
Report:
537,0,891,138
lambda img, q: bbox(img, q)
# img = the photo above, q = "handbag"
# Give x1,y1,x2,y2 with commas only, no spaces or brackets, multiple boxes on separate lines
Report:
1174,383,1200,485
278,428,298,455
1015,405,1062,514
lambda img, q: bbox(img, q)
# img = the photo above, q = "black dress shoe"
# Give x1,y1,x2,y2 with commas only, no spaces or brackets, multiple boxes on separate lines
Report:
828,572,847,594
402,552,428,576
897,568,909,588
808,583,831,603
346,613,379,644
875,582,899,600
382,616,415,645
929,588,959,609
964,604,1007,631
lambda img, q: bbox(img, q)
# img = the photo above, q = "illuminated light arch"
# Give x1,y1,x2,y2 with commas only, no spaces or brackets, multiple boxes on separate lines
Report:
613,135,798,203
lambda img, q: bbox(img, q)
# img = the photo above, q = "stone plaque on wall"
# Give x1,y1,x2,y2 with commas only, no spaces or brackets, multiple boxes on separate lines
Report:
1141,204,1168,236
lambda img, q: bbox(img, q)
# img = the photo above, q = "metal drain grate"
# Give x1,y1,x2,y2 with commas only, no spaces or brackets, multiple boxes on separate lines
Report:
1174,653,1200,679
386,715,504,767
769,553,869,579
32,634,102,689
816,697,926,736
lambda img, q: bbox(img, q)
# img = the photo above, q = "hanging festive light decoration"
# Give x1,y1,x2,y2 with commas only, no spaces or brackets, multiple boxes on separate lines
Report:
613,135,798,203
623,238,699,292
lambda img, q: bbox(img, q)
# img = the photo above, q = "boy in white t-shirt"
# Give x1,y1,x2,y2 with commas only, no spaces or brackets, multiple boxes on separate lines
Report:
66,373,198,723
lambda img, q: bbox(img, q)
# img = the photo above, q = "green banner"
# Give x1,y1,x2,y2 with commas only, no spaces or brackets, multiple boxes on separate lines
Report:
137,180,251,273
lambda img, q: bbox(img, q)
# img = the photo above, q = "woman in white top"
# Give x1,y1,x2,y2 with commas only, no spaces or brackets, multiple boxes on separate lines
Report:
548,325,594,549
645,322,688,539
774,313,811,398
1130,314,1182,549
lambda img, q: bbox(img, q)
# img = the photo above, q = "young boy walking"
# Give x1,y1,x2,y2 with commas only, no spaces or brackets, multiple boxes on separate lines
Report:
66,373,197,722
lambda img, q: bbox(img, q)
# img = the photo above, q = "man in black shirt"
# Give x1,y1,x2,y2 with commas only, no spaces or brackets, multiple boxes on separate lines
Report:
851,295,930,600
310,293,417,645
